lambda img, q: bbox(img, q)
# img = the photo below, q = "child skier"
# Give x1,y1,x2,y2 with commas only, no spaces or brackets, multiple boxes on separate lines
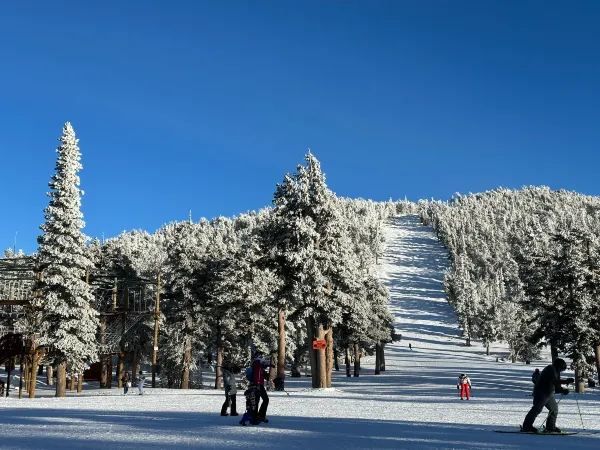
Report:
457,374,472,400
239,384,259,426
220,367,238,416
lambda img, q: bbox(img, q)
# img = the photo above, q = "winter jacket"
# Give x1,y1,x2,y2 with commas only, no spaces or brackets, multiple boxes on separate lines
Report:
457,375,471,388
532,370,541,385
252,358,266,385
534,364,568,397
222,369,237,394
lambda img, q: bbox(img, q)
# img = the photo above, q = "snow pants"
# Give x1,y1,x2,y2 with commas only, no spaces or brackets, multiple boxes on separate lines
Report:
460,384,470,400
221,388,237,415
254,384,269,420
523,393,558,429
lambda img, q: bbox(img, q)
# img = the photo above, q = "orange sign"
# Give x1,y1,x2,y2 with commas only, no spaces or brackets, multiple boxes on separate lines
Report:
312,339,327,350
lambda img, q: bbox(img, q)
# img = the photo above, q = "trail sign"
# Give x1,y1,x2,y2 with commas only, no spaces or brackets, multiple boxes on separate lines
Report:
312,339,327,350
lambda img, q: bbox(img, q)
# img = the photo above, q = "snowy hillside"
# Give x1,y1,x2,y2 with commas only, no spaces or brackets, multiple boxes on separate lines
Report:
1,215,599,449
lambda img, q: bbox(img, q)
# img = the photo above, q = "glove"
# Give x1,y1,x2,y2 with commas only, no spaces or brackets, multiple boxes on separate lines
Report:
561,388,569,395
565,377,575,384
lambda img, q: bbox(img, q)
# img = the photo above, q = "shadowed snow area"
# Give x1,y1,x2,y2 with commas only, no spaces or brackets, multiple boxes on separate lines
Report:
1,214,599,449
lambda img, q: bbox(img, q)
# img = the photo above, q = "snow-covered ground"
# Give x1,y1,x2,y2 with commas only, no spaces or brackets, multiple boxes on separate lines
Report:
1,214,599,449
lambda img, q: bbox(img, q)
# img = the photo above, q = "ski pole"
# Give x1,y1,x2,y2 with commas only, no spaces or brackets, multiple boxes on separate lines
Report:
574,392,585,430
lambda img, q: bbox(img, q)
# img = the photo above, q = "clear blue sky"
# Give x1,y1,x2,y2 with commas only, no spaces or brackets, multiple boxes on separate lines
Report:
1,1,599,254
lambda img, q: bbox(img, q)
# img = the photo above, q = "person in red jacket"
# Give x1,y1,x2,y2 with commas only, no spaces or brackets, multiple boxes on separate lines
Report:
252,354,270,423
457,374,472,400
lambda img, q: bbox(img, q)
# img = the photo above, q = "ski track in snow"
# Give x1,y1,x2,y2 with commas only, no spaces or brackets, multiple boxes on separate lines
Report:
1,214,599,449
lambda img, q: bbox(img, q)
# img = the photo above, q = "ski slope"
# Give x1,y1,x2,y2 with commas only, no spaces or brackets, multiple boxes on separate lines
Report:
1,215,599,449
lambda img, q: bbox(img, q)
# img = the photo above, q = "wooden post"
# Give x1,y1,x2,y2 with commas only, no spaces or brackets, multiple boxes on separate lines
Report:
99,316,107,388
112,278,118,311
18,356,23,399
151,274,161,388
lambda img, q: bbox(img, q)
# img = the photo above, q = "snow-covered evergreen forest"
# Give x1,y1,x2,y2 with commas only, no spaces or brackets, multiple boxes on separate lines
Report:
419,188,600,391
3,125,600,398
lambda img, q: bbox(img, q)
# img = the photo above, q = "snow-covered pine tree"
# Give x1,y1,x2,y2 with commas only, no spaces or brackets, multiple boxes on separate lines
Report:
36,122,99,397
266,152,357,388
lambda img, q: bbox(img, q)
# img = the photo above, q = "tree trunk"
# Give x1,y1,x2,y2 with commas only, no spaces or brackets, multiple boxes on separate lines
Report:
277,307,286,388
307,317,327,388
70,373,76,391
55,363,66,397
333,347,339,371
268,351,277,389
345,346,351,377
46,365,53,386
375,342,381,375
28,350,40,399
353,343,360,377
132,350,140,379
117,352,125,388
380,343,386,371
594,345,600,382
214,328,223,390
325,326,334,388
77,373,83,393
182,336,192,389
486,343,490,356
307,317,317,385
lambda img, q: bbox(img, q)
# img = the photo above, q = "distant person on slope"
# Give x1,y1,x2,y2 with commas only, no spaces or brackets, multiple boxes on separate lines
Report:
457,374,472,400
137,371,146,395
522,358,574,433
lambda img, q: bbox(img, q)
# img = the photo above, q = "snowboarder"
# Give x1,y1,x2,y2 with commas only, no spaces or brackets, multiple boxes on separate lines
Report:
522,358,574,433
220,366,238,416
121,372,131,395
137,370,146,395
252,353,270,423
457,374,471,400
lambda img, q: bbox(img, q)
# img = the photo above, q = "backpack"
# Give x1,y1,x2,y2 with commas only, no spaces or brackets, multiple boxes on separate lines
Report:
245,366,253,382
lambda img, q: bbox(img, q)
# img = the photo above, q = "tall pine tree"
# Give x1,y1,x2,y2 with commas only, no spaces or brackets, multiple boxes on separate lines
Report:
36,122,99,397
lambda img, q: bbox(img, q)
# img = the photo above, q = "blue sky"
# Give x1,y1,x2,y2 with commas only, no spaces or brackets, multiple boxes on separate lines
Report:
1,1,599,253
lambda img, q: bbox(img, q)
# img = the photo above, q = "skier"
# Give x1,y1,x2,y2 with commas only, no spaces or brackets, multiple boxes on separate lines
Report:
522,358,574,433
220,366,238,416
137,370,146,395
457,374,472,400
252,353,270,423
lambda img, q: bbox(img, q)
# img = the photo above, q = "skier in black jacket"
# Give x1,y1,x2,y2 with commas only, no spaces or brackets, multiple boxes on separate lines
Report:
522,358,574,433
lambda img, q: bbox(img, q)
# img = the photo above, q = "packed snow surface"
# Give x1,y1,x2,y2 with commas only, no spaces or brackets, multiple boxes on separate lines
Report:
2,215,599,449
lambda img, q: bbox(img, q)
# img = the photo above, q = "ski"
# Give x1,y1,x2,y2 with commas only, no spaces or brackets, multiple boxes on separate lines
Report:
494,430,578,436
